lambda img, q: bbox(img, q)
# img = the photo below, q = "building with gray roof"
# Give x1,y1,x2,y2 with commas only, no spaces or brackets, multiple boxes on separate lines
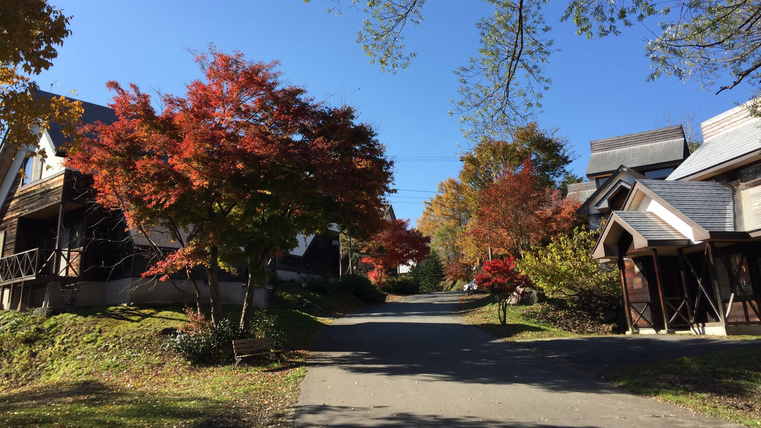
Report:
587,102,761,336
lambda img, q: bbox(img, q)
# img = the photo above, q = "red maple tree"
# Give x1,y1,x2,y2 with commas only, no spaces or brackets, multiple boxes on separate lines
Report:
537,190,584,244
362,219,430,285
474,257,531,325
67,48,392,328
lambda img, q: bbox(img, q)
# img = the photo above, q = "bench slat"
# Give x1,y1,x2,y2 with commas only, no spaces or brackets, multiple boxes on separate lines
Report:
232,337,283,369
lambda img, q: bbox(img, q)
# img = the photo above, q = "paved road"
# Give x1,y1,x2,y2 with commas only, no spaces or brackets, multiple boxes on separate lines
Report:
519,334,761,375
295,292,740,427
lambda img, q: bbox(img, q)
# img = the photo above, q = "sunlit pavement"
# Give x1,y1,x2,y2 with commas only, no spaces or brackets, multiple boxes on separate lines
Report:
295,292,740,427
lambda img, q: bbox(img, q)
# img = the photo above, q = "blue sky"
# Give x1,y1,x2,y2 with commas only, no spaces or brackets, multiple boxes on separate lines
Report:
38,1,753,225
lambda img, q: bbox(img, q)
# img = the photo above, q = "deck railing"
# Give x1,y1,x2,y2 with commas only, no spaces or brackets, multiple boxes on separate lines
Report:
0,248,82,285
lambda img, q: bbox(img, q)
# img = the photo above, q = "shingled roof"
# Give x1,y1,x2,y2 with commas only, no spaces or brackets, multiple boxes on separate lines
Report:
668,108,761,181
34,90,117,150
632,179,735,233
614,211,689,243
586,125,688,178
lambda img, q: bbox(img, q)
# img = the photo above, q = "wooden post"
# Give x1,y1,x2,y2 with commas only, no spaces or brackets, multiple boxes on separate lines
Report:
652,249,670,332
707,243,727,325
617,257,635,333
677,248,695,324
16,283,24,311
54,202,65,273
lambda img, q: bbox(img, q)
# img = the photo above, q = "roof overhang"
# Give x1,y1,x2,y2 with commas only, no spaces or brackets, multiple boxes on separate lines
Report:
592,212,691,261
577,165,644,216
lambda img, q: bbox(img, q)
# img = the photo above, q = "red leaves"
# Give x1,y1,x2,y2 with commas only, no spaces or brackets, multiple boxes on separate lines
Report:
66,47,392,287
474,257,530,297
469,159,548,258
362,219,430,284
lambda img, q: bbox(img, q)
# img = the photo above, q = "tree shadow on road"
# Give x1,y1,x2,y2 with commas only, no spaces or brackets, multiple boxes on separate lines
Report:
296,404,606,428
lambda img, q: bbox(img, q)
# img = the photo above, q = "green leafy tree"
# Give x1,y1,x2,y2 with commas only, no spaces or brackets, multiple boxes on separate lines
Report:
417,248,445,292
1,0,82,151
459,123,573,208
518,226,621,313
315,0,761,135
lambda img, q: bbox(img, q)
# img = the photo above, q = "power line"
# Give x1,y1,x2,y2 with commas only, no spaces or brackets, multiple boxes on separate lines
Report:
391,155,461,163
395,188,438,194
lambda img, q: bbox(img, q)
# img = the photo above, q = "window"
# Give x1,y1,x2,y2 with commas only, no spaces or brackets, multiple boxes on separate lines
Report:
739,162,761,183
20,155,46,185
643,167,675,179
21,156,34,185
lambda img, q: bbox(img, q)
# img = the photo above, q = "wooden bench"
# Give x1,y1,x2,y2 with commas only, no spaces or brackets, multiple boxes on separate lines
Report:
232,337,285,369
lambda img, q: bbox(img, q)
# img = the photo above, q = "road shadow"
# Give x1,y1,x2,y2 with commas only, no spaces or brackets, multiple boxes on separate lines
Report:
517,335,761,374
296,404,619,428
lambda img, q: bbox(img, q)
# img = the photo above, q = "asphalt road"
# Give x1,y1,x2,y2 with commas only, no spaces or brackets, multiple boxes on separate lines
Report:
295,292,740,427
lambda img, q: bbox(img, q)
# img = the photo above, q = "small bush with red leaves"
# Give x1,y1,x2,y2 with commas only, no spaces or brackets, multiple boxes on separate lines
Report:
475,257,531,297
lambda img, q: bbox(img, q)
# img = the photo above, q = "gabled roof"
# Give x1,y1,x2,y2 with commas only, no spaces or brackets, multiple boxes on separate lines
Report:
34,90,117,150
628,179,735,234
577,165,644,215
592,211,691,260
668,109,761,181
586,125,688,178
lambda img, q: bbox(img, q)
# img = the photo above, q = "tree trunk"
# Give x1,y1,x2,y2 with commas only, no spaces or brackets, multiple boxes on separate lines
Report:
240,253,268,331
205,245,225,326
498,296,507,325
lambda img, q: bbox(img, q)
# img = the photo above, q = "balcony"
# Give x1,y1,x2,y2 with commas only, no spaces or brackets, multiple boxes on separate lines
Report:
0,248,82,285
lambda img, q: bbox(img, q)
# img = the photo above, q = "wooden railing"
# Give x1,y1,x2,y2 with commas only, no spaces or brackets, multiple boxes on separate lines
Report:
0,248,82,285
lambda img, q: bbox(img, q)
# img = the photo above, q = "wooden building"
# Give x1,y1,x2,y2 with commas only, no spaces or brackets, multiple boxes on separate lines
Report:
576,126,690,228
592,102,761,335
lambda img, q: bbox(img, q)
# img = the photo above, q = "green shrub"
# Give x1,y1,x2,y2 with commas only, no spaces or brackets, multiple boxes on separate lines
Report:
384,275,420,294
166,309,244,365
416,249,445,292
301,276,334,295
339,274,386,304
247,309,285,347
519,227,621,314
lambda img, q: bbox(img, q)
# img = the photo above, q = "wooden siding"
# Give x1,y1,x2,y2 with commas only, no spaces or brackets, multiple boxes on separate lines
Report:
590,125,684,153
0,171,63,255
701,103,755,140
624,259,650,303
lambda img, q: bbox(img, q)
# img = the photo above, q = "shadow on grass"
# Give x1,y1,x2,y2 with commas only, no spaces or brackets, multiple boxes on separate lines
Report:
82,305,187,324
469,322,550,339
603,346,761,401
0,379,250,428
458,293,559,339
456,292,493,313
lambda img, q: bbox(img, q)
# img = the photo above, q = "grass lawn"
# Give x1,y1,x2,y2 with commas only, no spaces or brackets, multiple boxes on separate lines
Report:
603,347,761,427
458,293,574,340
0,282,364,427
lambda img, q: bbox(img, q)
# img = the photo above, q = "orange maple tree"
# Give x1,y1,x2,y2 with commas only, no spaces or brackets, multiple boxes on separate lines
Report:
67,48,392,328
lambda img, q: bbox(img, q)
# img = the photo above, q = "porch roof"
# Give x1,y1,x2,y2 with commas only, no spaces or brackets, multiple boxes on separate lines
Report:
592,211,691,261
628,179,735,235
